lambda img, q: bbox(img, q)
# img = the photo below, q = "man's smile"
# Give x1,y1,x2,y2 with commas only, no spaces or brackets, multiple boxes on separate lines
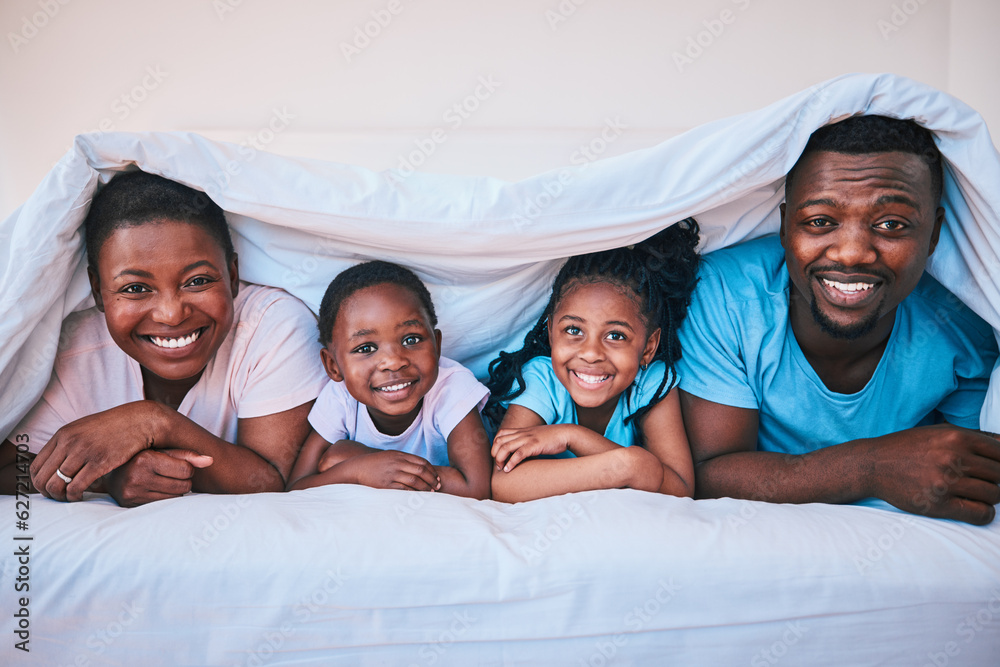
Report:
821,278,876,294
815,274,883,307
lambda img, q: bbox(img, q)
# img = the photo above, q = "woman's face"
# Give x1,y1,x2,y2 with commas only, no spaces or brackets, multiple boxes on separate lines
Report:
88,219,239,387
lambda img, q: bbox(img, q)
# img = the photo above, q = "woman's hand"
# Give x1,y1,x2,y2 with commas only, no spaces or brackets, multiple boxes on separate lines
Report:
491,424,572,472
103,449,213,507
30,401,169,501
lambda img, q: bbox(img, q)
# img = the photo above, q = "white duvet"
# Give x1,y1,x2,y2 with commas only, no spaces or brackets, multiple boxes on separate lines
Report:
2,72,999,440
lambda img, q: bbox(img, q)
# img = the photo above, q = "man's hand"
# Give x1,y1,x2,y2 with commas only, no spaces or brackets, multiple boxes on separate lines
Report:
351,450,442,491
491,424,572,472
30,401,169,501
104,449,213,507
684,391,1000,525
865,425,1000,525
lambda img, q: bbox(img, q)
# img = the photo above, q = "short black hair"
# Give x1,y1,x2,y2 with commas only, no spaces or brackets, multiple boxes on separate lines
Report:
317,260,438,346
785,115,943,205
84,170,235,269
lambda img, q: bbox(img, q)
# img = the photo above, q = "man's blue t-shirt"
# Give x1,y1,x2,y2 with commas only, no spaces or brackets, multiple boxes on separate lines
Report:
506,356,673,454
676,236,998,455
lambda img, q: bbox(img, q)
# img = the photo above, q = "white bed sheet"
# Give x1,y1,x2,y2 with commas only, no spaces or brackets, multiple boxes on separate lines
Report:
2,488,999,666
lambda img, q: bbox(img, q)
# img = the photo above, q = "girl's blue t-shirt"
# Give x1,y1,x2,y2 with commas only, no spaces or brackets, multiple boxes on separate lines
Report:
506,356,673,454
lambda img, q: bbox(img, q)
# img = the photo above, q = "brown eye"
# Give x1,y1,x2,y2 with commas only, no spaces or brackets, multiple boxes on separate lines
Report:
806,218,834,227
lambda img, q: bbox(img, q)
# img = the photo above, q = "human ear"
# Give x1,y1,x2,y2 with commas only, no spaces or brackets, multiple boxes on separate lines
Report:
87,266,105,313
320,347,343,382
434,329,443,357
641,328,661,365
927,207,945,256
228,253,240,298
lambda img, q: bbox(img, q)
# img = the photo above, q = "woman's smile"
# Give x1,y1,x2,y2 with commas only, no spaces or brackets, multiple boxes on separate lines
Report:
145,327,206,349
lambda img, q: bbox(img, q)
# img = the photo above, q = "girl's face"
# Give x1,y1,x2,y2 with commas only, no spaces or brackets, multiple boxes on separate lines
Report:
547,281,660,417
88,219,239,389
321,283,441,436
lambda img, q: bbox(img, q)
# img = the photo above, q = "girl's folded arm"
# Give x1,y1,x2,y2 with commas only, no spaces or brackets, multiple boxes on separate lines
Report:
491,405,622,471
639,388,695,498
436,408,492,499
490,404,660,502
491,448,661,502
287,436,379,490
561,426,622,457
289,437,441,492
287,430,336,490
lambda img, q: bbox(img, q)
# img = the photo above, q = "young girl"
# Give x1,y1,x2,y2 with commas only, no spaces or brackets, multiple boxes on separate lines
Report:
486,220,700,502
287,261,493,499
3,171,327,504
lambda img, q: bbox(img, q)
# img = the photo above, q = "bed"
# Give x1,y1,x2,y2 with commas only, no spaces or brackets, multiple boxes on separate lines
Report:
2,72,1000,665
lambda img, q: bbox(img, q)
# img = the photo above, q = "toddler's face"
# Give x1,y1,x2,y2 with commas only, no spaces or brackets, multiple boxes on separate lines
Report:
322,283,441,435
547,281,659,418
89,219,238,387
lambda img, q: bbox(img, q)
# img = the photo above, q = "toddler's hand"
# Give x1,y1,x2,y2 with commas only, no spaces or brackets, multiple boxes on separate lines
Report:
355,450,441,491
317,446,339,473
492,425,570,472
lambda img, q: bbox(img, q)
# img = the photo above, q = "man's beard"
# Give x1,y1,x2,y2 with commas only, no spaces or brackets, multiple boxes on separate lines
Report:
809,293,882,340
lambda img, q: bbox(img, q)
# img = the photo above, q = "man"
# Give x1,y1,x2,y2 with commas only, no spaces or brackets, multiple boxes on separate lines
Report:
677,115,1000,525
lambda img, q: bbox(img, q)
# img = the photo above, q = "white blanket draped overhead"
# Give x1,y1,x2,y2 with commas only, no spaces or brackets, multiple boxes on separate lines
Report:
2,72,999,439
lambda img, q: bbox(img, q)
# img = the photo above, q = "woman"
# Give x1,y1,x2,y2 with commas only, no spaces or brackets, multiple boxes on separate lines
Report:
0,171,327,506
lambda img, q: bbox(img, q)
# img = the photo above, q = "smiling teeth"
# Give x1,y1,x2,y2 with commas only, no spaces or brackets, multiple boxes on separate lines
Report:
822,279,874,293
575,372,610,384
377,381,413,392
150,330,201,349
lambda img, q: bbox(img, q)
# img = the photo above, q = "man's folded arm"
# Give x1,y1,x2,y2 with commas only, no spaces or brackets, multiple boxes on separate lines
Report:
682,390,870,504
682,390,1000,525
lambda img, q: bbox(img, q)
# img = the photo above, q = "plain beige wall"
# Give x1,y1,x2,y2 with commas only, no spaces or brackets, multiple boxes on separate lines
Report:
1,0,998,219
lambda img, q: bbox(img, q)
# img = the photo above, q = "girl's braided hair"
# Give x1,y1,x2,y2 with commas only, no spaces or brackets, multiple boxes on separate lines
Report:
484,218,700,429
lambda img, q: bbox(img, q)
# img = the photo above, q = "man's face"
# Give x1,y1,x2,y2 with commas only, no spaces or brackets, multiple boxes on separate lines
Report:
780,150,943,342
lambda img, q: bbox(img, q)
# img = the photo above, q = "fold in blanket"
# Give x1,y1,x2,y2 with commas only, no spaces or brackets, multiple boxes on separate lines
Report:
1,72,998,438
